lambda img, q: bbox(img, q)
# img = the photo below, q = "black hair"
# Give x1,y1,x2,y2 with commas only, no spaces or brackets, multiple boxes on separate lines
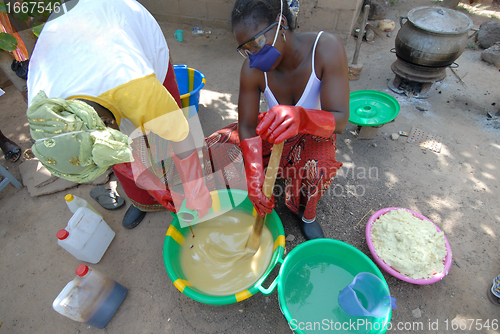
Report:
231,0,295,32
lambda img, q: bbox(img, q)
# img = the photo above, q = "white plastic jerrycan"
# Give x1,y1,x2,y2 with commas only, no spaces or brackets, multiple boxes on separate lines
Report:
57,207,115,263
65,194,101,216
52,264,128,329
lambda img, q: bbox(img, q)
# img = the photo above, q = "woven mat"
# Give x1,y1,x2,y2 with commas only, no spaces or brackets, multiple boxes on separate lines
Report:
407,127,443,153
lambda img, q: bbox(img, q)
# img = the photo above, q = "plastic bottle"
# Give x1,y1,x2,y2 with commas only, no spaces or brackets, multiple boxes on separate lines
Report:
52,264,128,329
192,27,211,37
65,193,101,216
289,0,299,17
57,207,115,263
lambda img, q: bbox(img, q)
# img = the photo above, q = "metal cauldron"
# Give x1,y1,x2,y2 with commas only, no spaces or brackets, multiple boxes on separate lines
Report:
395,6,476,67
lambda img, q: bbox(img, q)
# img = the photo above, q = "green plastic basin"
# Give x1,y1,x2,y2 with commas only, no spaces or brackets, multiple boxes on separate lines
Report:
163,189,285,305
259,239,392,334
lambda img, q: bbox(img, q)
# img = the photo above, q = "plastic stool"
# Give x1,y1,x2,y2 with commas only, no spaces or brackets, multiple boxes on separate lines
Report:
0,164,23,192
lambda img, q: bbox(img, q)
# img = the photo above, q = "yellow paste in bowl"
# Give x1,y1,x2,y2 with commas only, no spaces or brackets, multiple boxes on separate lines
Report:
180,210,274,296
371,209,447,279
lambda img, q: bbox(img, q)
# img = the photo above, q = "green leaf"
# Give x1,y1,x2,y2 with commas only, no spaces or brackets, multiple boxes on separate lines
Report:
32,22,44,37
27,10,39,17
0,32,18,52
13,11,30,22
0,2,7,13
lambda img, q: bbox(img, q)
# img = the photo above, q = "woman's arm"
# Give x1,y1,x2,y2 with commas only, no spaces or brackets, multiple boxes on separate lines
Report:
316,32,350,133
237,61,264,141
236,62,275,216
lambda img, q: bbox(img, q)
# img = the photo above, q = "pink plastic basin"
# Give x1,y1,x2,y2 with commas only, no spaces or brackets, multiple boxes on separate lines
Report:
366,207,453,285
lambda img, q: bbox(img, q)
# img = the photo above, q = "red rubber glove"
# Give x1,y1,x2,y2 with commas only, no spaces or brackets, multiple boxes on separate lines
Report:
256,105,336,144
172,150,212,218
240,136,275,217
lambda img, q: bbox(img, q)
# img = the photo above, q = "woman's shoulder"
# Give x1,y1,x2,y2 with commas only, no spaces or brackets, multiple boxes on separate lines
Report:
296,31,344,55
239,59,266,91
317,31,344,49
305,31,347,77
296,31,341,43
313,31,346,61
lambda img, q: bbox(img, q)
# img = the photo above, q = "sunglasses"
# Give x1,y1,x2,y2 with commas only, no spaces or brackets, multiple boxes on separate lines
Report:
237,22,287,58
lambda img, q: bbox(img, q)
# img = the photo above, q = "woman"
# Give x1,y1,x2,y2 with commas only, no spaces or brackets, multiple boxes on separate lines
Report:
26,0,212,229
206,0,349,240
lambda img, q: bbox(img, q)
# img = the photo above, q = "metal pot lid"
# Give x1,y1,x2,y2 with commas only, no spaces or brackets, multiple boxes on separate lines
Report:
407,6,473,34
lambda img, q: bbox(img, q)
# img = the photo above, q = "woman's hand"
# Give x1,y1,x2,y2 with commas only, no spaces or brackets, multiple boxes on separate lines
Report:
256,105,302,144
256,105,336,144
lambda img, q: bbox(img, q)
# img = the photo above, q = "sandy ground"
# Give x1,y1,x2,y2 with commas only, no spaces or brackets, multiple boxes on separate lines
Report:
1,0,500,333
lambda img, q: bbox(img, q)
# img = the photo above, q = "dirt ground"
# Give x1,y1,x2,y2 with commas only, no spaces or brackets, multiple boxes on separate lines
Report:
1,0,500,333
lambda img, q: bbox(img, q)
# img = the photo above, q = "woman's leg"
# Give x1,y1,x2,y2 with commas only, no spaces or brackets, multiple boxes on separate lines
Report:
262,133,342,239
0,130,21,163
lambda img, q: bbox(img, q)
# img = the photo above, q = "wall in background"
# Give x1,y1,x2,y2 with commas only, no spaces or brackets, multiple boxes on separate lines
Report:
137,0,363,44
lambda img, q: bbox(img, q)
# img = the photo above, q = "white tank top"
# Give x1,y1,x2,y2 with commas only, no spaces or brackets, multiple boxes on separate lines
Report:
263,31,323,111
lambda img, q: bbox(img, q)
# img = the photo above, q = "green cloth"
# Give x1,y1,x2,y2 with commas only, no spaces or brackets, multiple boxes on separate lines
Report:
27,91,134,183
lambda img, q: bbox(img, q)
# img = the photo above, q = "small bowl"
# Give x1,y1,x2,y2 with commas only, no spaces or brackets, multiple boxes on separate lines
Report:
366,207,453,285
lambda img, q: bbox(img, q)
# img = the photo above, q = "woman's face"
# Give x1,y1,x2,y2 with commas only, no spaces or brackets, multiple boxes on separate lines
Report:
233,20,279,58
